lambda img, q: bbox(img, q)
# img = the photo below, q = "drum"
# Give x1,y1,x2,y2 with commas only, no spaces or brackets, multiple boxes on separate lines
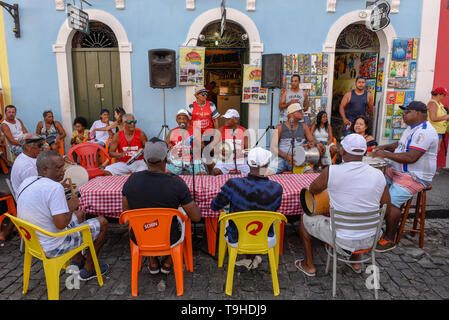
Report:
362,156,389,174
300,187,330,216
293,146,306,166
63,165,89,193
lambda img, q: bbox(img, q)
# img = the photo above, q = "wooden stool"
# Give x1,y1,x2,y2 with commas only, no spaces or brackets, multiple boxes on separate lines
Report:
395,185,432,248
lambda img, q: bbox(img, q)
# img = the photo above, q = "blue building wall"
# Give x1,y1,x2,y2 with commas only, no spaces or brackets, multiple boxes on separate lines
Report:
2,0,423,139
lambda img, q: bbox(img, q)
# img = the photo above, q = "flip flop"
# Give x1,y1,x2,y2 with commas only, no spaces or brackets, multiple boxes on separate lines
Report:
295,259,316,277
345,262,362,274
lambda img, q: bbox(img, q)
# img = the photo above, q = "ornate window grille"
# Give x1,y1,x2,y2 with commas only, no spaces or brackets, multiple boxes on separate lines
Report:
336,24,379,51
72,21,118,48
197,21,249,48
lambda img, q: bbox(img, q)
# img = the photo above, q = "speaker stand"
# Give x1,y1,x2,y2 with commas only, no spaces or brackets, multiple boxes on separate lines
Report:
255,88,276,147
157,88,170,140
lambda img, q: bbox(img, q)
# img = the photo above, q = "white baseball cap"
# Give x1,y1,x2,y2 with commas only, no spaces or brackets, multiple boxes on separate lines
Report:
175,109,190,119
341,134,367,155
222,108,240,119
247,147,272,168
287,103,303,114
194,85,208,95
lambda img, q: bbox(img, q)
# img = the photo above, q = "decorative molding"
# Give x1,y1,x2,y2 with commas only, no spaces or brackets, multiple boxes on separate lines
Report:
390,0,400,14
246,0,256,11
186,0,195,10
116,0,125,10
327,0,337,13
55,0,65,11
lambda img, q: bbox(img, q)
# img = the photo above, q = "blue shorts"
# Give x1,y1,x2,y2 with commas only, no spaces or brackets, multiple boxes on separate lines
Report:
386,176,413,208
268,156,312,174
166,161,207,175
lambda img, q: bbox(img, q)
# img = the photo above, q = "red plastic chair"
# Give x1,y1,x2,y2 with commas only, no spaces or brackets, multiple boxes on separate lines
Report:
119,208,193,297
67,142,111,179
0,194,17,227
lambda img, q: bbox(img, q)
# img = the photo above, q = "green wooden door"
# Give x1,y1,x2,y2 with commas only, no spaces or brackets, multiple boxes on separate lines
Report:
72,48,122,126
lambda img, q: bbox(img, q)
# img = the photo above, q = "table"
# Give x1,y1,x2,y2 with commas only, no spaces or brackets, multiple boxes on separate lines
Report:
79,173,319,218
79,173,319,256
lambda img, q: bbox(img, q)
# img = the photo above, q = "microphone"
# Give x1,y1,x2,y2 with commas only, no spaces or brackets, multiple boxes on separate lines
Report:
290,118,294,127
180,123,186,129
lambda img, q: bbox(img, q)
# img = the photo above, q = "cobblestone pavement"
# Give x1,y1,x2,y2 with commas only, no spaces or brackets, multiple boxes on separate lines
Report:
1,216,448,300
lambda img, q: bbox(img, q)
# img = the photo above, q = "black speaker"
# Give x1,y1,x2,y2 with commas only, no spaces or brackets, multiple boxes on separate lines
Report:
261,53,283,88
148,49,176,88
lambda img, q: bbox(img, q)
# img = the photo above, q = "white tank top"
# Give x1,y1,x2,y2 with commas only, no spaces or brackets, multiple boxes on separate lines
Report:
328,162,386,240
313,126,328,143
2,119,24,144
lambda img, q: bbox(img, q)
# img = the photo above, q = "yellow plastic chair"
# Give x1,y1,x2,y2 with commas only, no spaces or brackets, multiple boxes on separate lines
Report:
217,211,287,296
4,213,104,300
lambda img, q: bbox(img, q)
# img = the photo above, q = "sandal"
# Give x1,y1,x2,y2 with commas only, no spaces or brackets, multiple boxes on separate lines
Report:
294,259,316,277
344,262,362,274
147,257,160,275
160,256,172,275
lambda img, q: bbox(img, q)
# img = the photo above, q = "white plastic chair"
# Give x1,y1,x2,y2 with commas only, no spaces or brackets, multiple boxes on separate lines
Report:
325,204,387,299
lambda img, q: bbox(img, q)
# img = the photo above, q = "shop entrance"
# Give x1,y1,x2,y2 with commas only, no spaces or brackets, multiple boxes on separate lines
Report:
197,21,249,128
331,23,380,140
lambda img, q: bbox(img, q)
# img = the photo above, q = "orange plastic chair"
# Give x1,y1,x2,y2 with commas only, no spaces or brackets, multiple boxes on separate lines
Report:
104,138,116,164
217,211,287,296
67,142,111,179
119,208,193,297
4,213,104,300
0,143,9,174
0,194,17,227
57,139,65,156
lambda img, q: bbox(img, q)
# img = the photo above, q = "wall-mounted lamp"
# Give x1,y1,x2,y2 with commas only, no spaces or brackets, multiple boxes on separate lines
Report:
0,1,20,38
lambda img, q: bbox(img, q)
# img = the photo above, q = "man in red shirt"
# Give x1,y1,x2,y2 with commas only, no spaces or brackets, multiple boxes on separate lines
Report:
212,109,249,175
104,114,148,176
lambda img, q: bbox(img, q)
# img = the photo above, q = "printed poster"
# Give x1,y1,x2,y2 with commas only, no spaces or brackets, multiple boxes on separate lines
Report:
376,58,385,92
413,38,419,60
179,46,205,86
406,39,413,60
366,79,376,99
311,54,318,75
241,65,268,104
322,54,329,74
317,54,323,75
322,75,329,96
303,54,311,74
387,91,397,104
316,76,322,96
409,62,417,82
392,39,408,61
389,61,409,78
396,91,405,105
298,54,305,75
404,91,415,106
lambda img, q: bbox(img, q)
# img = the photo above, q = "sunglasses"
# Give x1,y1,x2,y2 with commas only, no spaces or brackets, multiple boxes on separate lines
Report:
200,92,208,96
125,120,137,125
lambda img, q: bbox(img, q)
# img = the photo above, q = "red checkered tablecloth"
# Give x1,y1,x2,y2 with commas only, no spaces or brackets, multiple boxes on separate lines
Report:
79,173,319,219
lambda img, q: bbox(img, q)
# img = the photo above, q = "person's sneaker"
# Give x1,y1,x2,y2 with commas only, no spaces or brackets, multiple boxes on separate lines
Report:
249,255,262,269
375,237,397,253
235,258,252,270
79,263,109,281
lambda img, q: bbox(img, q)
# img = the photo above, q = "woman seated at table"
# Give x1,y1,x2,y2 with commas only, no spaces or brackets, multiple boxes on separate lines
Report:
35,110,66,152
310,110,337,162
351,115,378,149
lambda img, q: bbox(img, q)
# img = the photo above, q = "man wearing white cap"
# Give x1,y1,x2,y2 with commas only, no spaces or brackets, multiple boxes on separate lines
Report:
211,147,283,269
295,134,389,277
212,108,250,175
268,103,321,174
165,109,207,175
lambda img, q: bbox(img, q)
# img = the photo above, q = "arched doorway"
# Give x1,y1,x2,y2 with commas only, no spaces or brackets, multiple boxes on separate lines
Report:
184,7,263,131
331,23,380,139
197,21,249,128
71,21,122,126
53,9,132,149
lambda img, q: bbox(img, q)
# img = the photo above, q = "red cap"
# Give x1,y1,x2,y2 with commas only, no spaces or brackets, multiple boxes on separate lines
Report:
432,87,448,95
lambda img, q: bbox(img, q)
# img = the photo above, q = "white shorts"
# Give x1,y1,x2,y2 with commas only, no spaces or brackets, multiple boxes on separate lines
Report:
214,160,250,175
104,159,147,176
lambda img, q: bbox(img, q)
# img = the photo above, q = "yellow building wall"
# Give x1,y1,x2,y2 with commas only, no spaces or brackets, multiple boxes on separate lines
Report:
0,8,12,117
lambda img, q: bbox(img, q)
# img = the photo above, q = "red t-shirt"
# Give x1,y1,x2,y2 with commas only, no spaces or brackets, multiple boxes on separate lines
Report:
117,128,144,163
191,101,214,134
221,125,246,160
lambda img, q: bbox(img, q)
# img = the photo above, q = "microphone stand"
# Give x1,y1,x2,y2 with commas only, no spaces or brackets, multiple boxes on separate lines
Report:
256,88,275,147
229,128,241,175
290,119,295,174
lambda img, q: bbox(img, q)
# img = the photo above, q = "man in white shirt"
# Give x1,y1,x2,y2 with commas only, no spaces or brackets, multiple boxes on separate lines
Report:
370,101,439,252
17,150,109,281
296,134,390,276
0,134,45,241
1,105,28,156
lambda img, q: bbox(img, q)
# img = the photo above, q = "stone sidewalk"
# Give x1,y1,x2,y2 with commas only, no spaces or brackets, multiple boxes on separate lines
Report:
1,216,448,300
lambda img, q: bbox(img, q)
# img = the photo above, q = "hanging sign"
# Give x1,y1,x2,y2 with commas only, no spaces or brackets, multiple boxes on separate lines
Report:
178,46,206,86
365,0,391,32
67,4,89,34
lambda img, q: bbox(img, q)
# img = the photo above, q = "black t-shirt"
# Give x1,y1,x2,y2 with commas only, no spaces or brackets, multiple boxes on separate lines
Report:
122,171,193,245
